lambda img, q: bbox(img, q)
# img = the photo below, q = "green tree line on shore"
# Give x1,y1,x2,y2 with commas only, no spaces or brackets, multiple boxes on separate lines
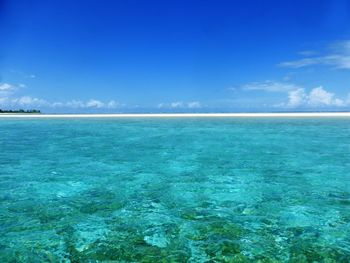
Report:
0,109,41,113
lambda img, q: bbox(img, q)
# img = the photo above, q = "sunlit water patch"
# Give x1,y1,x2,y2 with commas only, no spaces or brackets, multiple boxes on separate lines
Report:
1,118,350,262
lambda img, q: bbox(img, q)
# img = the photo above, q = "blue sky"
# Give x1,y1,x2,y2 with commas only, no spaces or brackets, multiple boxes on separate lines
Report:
1,0,350,112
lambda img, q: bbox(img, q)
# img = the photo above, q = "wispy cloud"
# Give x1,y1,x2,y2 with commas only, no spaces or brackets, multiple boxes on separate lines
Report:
0,82,123,110
279,40,350,70
240,81,301,92
12,96,48,107
158,101,202,109
170,101,184,108
1,97,123,109
0,96,48,108
53,99,122,109
187,101,201,108
0,82,25,96
85,99,105,108
9,70,37,79
298,50,318,56
65,100,85,108
106,100,121,109
0,83,14,91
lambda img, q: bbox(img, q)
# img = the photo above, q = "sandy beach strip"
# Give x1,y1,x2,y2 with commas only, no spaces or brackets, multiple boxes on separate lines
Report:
1,112,350,118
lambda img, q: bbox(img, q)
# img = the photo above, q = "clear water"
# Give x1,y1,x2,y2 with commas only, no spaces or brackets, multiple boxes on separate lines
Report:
1,118,350,262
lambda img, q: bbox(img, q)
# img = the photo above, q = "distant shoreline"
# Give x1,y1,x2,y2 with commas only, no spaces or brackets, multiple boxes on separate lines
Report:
1,112,350,118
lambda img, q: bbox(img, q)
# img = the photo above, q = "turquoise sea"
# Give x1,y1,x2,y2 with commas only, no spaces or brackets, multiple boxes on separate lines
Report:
1,117,350,262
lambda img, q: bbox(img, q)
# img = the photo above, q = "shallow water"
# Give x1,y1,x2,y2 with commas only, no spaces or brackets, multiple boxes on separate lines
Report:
1,118,350,262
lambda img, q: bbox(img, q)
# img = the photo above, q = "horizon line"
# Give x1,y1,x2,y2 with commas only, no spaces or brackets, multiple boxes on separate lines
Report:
1,112,350,118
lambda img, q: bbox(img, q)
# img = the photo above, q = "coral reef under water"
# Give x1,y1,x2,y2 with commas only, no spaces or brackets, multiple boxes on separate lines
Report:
0,118,350,262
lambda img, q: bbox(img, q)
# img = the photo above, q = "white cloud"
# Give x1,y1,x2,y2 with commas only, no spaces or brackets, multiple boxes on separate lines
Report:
279,58,321,68
12,96,48,106
308,86,345,107
280,56,350,69
157,101,202,109
1,96,48,108
51,102,64,107
65,100,86,108
0,82,27,97
0,82,123,110
107,100,120,109
278,86,345,108
280,40,350,70
170,101,184,108
0,95,122,109
64,99,124,109
0,83,21,97
187,101,201,108
239,80,348,109
241,81,301,92
157,103,165,108
85,99,104,108
285,88,307,108
64,99,121,108
0,83,14,91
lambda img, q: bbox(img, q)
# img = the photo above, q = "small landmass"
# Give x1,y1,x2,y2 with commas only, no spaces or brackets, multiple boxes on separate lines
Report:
0,109,41,114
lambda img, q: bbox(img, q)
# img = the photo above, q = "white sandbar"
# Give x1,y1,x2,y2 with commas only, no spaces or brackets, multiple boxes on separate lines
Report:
1,112,350,118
